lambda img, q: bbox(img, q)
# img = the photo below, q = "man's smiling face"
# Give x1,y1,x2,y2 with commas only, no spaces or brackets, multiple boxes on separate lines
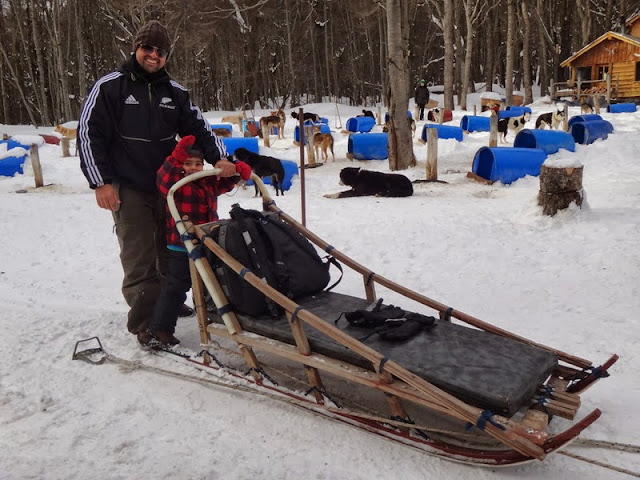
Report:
135,44,167,74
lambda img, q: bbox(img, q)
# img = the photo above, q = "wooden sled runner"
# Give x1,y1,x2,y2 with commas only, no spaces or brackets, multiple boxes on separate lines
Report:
167,170,618,466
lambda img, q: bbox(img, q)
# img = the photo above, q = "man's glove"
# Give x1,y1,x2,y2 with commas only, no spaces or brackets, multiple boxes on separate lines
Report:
235,161,252,181
171,135,196,163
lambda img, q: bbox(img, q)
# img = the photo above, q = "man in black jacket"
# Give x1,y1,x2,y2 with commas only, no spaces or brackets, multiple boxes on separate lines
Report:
79,20,237,343
414,79,430,121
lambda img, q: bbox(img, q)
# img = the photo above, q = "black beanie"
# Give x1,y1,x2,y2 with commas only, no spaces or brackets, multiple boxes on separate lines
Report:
133,20,170,53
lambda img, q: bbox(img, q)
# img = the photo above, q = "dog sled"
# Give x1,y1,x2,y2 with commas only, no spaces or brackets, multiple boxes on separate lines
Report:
165,169,617,467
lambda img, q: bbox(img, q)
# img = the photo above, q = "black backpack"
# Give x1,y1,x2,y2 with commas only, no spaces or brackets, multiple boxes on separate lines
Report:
206,204,341,317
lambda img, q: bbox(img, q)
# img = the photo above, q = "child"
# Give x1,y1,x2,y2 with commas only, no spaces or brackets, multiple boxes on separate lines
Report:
138,135,251,346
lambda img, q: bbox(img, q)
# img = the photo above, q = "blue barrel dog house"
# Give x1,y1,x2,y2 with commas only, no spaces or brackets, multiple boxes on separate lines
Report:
505,106,532,115
472,147,548,184
222,137,259,156
209,123,233,132
513,129,576,155
421,124,464,142
569,120,614,145
498,110,526,119
346,116,376,133
568,114,602,128
348,133,388,160
247,159,298,191
607,103,637,113
0,140,29,177
460,115,491,133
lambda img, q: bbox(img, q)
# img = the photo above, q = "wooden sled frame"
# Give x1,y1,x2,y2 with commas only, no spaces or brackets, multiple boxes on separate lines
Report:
166,169,617,465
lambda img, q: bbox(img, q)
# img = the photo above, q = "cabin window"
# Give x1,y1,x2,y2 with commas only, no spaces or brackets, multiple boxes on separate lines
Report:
576,66,592,81
597,65,609,80
636,62,640,81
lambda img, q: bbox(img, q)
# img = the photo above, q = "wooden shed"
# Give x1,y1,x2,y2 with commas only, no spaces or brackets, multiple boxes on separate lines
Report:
555,22,640,102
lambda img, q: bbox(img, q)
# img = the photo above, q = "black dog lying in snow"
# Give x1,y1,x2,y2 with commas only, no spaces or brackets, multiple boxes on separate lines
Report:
233,147,285,196
325,167,413,198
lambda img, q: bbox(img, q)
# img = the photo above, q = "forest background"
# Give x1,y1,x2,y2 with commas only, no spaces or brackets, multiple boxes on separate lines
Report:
1,0,639,127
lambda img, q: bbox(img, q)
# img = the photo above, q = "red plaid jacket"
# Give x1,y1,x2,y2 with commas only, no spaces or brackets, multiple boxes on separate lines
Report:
157,155,237,247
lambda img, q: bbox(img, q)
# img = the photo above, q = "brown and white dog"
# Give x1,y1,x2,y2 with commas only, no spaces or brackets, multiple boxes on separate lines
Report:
259,108,286,140
221,113,245,129
382,116,416,137
581,103,594,114
313,131,335,163
55,124,78,155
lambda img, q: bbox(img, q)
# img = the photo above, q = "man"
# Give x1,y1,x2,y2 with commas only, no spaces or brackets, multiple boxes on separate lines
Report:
414,79,430,121
79,20,236,344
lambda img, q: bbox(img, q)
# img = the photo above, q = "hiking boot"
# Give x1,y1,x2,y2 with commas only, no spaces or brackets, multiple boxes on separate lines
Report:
150,330,180,346
137,331,154,346
179,304,195,317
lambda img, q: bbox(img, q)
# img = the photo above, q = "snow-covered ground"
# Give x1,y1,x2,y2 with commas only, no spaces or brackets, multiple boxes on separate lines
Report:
1,91,639,479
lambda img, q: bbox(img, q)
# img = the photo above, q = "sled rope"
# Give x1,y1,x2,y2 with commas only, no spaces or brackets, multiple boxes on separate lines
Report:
558,450,640,477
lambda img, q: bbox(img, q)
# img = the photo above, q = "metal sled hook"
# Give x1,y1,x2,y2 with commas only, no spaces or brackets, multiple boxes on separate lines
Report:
72,336,106,365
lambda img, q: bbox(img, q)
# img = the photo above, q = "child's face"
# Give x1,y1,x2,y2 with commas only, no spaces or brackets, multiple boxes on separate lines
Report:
183,157,204,175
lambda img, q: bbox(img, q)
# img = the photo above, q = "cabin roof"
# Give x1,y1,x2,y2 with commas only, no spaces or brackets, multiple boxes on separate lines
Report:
560,31,640,68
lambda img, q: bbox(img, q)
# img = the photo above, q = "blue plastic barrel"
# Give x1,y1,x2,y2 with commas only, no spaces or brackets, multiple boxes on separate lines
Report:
294,123,330,144
569,120,614,145
247,159,299,191
346,116,376,133
222,137,259,156
607,103,637,113
506,106,532,114
513,129,576,155
348,133,388,160
498,110,526,119
1,139,30,150
0,154,27,176
460,115,490,132
384,111,412,124
568,114,602,128
472,147,548,184
319,117,329,124
209,123,233,132
421,124,464,142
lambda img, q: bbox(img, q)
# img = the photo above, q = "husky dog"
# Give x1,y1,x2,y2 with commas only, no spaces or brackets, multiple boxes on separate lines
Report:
221,113,245,128
535,110,565,129
259,108,286,140
313,132,335,163
333,167,413,198
497,114,527,143
291,111,321,123
581,103,594,114
233,147,286,196
382,116,416,137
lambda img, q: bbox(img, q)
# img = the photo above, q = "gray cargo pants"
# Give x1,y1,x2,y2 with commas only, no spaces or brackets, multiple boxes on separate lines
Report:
112,182,168,334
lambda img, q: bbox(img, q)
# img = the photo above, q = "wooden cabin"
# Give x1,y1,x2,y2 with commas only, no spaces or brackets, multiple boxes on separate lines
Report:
554,16,640,102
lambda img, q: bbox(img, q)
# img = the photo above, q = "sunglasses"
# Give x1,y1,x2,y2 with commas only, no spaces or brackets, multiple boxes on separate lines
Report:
138,43,168,58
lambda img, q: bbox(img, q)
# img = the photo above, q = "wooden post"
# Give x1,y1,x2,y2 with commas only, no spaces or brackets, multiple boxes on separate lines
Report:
473,105,477,116
538,165,584,216
594,95,600,114
438,109,444,125
426,128,438,181
489,111,498,147
550,78,555,100
563,103,569,132
576,79,581,100
606,74,612,103
298,108,306,227
30,144,44,188
261,124,271,147
61,137,71,157
376,105,382,125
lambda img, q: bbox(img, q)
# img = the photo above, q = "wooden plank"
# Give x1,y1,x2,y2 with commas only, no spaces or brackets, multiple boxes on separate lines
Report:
286,309,325,403
30,145,44,188
189,260,212,365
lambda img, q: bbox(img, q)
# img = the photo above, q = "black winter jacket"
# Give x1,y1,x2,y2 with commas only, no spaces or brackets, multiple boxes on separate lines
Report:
414,85,430,106
79,56,227,192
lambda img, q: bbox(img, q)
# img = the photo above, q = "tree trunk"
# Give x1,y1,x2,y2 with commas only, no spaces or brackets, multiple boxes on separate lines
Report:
443,0,454,111
386,0,415,171
537,0,549,96
521,0,533,105
505,0,515,106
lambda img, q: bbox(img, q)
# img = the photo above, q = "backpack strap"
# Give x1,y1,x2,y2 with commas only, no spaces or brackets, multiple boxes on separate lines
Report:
230,204,280,318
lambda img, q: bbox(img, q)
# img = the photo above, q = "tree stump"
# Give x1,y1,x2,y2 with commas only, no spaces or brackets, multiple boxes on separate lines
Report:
538,165,584,216
61,137,71,157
